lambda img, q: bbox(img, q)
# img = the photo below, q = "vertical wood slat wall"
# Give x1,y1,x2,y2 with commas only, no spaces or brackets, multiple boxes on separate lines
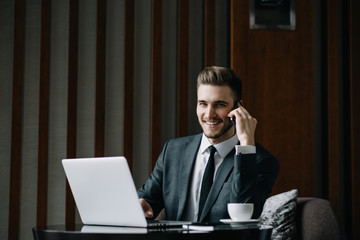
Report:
326,0,360,238
349,1,360,238
177,0,189,137
65,0,79,227
36,0,51,228
8,0,25,239
204,0,215,67
4,1,360,239
122,0,135,172
150,0,162,169
94,0,107,158
326,0,341,214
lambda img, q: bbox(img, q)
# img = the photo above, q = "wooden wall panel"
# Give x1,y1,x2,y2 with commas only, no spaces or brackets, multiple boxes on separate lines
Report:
123,0,135,171
327,0,341,213
204,0,215,67
326,1,356,237
150,0,162,169
46,0,69,227
350,1,360,238
230,0,249,80
177,0,189,137
36,0,51,228
8,0,25,238
231,0,314,197
65,0,79,227
95,0,106,157
161,0,178,144
215,0,230,67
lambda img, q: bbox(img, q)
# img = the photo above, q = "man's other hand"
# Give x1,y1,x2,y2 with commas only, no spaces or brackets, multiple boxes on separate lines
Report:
228,105,257,146
140,198,154,218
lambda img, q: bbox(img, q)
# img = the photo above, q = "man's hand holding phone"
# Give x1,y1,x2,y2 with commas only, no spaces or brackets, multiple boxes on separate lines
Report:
228,104,257,146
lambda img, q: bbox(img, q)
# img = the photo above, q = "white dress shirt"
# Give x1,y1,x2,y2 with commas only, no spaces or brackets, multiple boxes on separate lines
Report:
182,134,256,221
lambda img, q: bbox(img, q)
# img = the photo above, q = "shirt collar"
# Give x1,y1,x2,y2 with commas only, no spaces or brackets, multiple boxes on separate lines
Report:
200,133,239,159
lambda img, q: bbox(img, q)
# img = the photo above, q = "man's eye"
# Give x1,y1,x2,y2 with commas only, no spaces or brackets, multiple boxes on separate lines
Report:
215,103,225,107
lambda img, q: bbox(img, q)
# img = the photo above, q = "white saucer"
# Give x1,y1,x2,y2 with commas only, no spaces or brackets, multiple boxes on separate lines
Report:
220,219,260,224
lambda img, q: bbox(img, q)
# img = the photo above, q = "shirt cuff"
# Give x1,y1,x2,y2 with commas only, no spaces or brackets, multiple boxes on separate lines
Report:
235,145,256,155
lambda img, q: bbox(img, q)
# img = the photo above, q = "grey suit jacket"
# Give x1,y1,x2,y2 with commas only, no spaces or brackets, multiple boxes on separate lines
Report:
138,133,279,222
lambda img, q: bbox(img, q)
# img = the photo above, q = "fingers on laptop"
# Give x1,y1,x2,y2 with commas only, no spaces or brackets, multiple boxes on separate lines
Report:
140,198,154,218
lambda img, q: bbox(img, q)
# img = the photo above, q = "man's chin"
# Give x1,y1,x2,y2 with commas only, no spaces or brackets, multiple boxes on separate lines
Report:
204,132,220,140
202,123,234,141
203,128,225,140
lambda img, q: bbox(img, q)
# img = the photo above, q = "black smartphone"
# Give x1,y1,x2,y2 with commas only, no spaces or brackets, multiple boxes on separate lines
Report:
230,116,236,126
229,101,241,126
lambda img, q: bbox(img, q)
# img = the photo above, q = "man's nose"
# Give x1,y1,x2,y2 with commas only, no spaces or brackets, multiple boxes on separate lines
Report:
205,105,216,118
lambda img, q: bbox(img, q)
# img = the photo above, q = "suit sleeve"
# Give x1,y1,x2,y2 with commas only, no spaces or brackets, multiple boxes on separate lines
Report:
137,141,168,219
230,144,279,218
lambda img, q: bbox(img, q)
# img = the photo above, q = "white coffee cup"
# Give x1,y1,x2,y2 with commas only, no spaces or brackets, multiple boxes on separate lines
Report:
227,203,254,221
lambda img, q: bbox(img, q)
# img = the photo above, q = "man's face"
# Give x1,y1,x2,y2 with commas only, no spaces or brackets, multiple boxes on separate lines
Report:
197,84,235,144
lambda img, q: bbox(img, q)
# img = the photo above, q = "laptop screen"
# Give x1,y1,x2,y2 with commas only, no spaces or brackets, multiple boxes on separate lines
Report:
62,156,148,227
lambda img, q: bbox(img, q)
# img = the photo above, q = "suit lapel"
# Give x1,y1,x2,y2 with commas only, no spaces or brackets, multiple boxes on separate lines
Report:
199,148,235,222
176,134,202,219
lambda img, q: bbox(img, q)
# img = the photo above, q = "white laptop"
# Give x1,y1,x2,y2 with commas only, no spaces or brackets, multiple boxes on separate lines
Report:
62,156,190,228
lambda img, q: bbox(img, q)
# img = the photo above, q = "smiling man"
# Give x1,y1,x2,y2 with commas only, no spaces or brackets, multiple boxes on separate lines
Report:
138,66,279,223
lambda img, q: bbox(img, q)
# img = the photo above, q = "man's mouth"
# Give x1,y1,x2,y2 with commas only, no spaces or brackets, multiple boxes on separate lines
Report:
204,120,222,127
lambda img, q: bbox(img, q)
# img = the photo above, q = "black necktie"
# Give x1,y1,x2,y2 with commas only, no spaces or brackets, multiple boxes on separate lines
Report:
198,146,217,221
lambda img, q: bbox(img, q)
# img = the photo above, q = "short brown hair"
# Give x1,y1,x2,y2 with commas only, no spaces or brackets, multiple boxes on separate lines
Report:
197,66,242,103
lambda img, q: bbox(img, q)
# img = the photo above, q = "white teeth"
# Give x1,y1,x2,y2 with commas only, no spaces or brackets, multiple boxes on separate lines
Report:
206,122,218,125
